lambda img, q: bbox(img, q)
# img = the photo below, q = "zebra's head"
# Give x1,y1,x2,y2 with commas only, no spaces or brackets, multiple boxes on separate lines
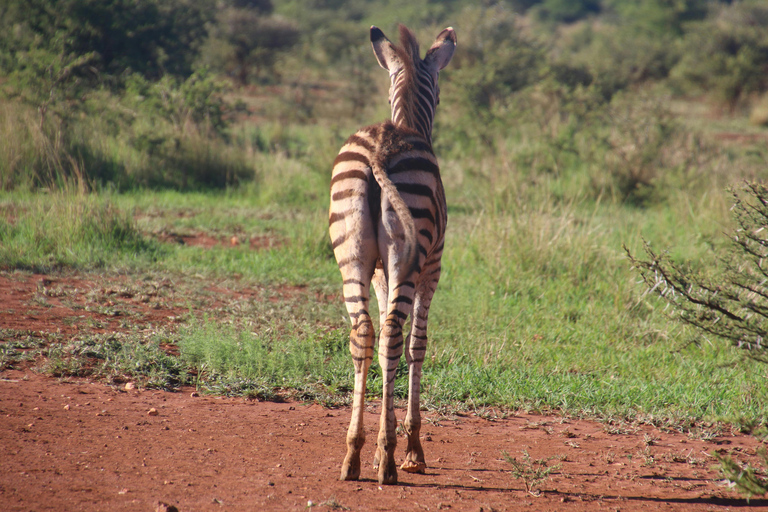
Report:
370,25,456,141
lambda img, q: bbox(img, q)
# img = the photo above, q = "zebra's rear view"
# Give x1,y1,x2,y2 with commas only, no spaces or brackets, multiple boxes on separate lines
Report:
329,25,456,485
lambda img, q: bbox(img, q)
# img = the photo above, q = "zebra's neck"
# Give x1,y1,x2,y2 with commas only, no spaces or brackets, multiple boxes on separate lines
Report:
390,61,437,142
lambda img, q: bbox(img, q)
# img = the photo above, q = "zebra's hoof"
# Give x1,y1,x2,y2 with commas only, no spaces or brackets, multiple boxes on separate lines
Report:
400,460,427,473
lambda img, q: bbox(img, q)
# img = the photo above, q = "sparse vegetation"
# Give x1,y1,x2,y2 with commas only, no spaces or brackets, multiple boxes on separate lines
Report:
502,449,563,495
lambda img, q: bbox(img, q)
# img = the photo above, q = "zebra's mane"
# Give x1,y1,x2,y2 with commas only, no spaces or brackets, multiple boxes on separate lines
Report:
391,25,421,136
397,25,420,64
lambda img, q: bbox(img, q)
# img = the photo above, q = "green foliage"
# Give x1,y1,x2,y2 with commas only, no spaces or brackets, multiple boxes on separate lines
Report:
0,0,211,133
200,2,299,85
582,91,694,206
449,5,546,109
0,102,83,190
671,2,768,105
0,0,249,192
604,0,710,35
532,0,600,24
0,73,252,192
125,70,229,135
2,0,766,197
558,23,678,98
0,0,211,83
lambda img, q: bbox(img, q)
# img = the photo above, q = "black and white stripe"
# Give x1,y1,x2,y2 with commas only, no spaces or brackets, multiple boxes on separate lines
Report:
331,24,456,486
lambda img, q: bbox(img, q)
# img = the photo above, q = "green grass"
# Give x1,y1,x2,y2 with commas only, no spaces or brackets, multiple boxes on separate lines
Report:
0,191,164,272
179,319,352,405
38,330,189,389
1,175,767,427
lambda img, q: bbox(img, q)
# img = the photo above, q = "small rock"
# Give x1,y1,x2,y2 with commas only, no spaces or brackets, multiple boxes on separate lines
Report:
148,408,159,416
190,391,199,398
125,382,136,391
155,501,179,512
63,404,70,411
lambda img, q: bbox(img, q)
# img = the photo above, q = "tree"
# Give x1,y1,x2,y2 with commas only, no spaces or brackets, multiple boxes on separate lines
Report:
0,0,212,123
201,2,299,85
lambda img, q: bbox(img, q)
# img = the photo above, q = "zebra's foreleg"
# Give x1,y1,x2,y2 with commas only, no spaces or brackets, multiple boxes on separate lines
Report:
371,264,388,472
400,326,427,474
371,264,388,334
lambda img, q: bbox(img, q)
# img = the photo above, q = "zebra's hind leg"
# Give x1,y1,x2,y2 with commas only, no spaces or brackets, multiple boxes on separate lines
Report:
400,326,426,474
337,249,377,481
340,308,375,481
401,279,439,474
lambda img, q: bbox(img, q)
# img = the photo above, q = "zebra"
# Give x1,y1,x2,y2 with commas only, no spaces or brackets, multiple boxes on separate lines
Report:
328,24,456,485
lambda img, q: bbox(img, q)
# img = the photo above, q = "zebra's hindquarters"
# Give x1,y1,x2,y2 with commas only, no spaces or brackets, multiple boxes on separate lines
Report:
331,121,448,485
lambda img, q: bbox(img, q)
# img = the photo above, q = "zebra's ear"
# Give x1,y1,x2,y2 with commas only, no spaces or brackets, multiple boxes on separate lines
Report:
371,26,402,73
424,27,456,72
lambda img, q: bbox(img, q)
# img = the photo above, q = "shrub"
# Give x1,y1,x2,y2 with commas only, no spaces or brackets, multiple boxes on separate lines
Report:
627,182,768,362
0,102,93,191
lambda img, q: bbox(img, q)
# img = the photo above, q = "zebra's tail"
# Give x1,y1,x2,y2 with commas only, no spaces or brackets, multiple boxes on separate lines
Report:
370,128,419,275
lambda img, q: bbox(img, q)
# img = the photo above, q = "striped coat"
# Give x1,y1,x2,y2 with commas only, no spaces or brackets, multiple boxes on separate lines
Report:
330,25,456,486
